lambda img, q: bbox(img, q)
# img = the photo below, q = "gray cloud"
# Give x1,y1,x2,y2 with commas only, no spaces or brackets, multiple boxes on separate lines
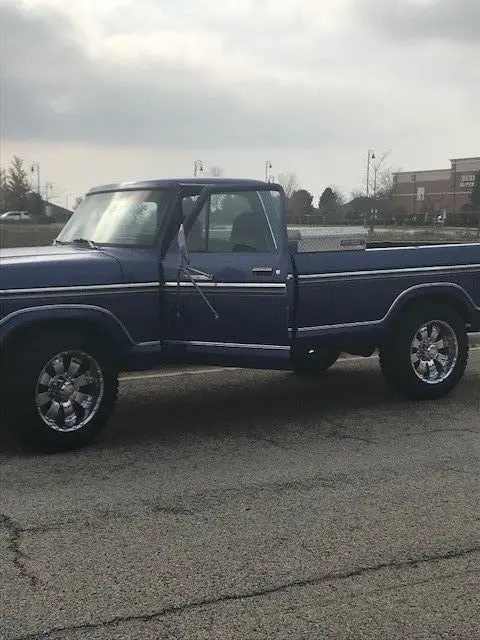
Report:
357,0,480,44
0,2,396,149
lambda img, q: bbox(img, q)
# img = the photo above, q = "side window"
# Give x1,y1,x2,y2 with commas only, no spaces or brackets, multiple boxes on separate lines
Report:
184,191,277,253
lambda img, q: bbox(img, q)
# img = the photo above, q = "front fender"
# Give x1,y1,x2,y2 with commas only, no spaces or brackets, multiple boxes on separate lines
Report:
0,304,134,354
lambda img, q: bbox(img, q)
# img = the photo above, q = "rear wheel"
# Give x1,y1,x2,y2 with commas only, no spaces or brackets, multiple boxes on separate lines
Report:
292,346,341,375
3,328,119,452
379,302,469,400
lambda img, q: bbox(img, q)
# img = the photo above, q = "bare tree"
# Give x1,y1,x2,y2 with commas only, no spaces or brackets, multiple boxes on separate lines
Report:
209,165,224,177
350,187,364,200
370,151,391,197
375,167,402,199
276,172,299,198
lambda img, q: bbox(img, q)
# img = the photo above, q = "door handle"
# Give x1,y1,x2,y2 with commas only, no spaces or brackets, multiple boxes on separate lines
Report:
252,267,274,275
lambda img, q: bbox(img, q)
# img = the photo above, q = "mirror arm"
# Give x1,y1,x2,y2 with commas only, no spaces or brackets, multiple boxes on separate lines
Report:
176,265,219,320
176,224,219,320
185,266,215,280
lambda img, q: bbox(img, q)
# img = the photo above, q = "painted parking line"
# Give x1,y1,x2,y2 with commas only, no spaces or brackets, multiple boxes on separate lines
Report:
120,346,479,383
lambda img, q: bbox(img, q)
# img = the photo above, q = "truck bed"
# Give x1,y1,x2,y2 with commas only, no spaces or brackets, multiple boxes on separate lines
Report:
291,239,480,344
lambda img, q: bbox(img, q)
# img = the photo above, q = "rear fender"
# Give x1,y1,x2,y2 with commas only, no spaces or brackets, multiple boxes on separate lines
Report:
384,283,480,330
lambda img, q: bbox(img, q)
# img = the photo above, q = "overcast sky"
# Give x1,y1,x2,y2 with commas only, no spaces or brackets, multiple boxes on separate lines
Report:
1,0,478,205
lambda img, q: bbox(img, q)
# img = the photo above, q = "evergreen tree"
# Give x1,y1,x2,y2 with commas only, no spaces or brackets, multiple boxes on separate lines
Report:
6,155,31,211
0,168,7,213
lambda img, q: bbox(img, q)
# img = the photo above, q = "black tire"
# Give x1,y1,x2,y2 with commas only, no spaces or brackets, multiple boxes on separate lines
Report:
292,346,342,375
3,328,119,452
379,302,469,400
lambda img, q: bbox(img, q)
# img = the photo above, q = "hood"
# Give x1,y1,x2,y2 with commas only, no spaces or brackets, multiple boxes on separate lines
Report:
0,245,124,290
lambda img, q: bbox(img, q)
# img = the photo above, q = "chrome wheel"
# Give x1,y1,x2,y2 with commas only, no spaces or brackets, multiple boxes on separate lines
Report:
35,350,104,432
410,320,458,385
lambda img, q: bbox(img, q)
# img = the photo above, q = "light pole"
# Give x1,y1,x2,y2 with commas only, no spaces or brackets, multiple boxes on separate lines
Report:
30,162,41,195
366,150,375,198
64,192,75,210
452,161,457,217
193,160,204,177
265,160,272,182
411,174,417,217
44,182,54,202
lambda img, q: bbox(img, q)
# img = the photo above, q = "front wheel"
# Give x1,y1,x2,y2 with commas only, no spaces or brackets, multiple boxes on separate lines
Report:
3,329,119,452
379,302,469,400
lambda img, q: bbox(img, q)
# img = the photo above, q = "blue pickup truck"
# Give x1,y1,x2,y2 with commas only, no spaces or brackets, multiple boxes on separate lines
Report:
1,178,479,451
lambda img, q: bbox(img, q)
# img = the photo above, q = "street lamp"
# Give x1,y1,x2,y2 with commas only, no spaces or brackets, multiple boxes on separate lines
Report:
452,161,457,216
366,150,375,198
265,160,272,182
411,173,417,217
193,160,204,177
30,162,41,195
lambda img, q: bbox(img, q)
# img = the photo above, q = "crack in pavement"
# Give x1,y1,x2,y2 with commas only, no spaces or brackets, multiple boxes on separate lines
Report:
243,434,291,451
0,514,38,588
14,472,356,534
393,428,480,439
12,544,480,639
447,468,480,477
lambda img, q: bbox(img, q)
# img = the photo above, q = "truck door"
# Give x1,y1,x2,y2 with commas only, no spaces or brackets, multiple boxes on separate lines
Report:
161,185,292,359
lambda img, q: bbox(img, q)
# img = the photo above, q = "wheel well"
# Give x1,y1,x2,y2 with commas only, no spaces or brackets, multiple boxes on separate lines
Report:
387,292,472,328
0,319,126,367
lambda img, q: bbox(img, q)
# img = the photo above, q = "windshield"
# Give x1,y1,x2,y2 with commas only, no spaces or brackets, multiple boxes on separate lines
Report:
56,189,171,247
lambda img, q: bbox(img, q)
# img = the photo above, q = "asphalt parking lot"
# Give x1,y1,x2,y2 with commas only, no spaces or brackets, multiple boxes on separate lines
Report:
1,341,479,639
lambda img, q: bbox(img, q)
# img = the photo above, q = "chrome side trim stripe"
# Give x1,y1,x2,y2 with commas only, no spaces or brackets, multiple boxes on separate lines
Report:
296,282,480,334
165,340,290,351
367,242,480,252
0,281,287,296
298,264,480,282
163,282,286,290
0,282,160,297
135,340,163,348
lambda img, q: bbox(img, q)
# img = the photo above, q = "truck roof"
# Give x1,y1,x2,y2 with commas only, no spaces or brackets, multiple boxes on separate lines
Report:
87,177,274,194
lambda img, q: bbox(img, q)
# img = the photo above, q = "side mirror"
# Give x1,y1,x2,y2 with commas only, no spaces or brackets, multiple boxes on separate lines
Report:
177,223,189,265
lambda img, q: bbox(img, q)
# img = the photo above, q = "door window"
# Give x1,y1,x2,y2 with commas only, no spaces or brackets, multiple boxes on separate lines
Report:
183,190,278,253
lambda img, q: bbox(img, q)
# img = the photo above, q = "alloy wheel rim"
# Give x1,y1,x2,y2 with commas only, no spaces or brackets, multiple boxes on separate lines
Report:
35,350,104,432
410,320,458,385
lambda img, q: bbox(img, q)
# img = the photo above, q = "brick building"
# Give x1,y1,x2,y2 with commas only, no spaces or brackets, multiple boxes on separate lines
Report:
392,157,480,220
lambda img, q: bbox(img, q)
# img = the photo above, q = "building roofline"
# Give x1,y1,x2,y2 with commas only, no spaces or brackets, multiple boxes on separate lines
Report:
393,168,451,176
